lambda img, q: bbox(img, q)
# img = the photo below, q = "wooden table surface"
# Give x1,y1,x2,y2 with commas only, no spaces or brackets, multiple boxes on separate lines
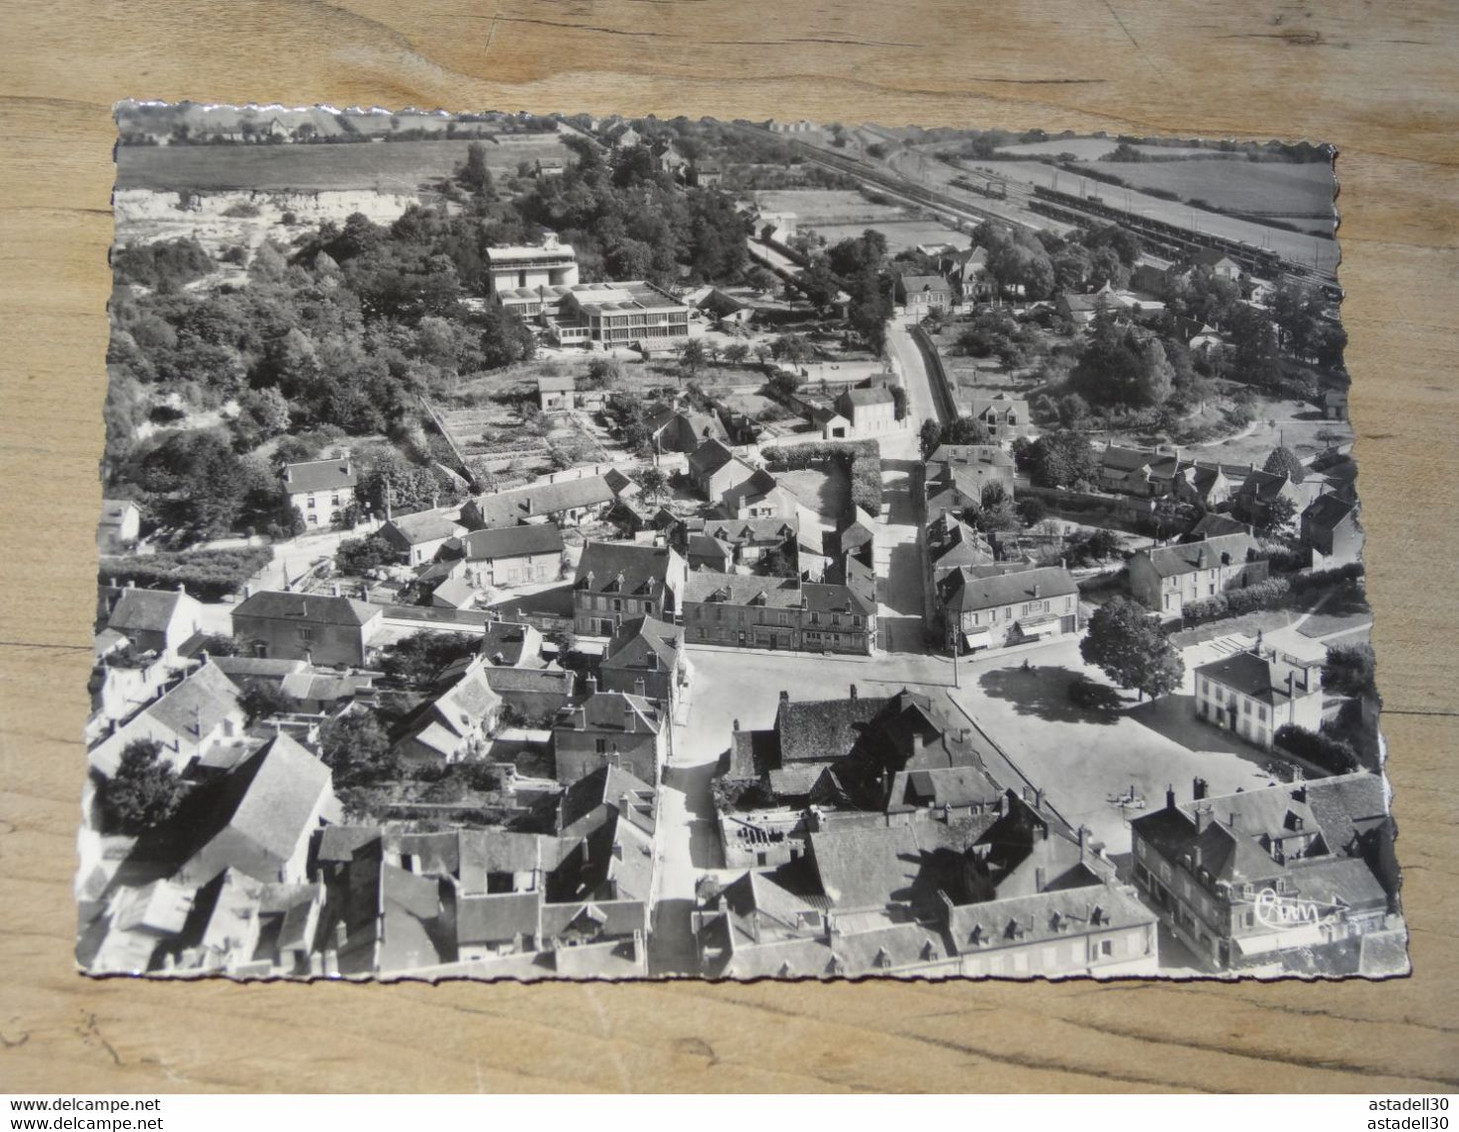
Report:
2,0,1456,1094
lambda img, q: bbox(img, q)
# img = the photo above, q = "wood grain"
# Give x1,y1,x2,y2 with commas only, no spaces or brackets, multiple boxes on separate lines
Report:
2,0,1456,1093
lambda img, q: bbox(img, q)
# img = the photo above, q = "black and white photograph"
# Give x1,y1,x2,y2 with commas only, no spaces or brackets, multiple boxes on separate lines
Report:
79,102,1406,982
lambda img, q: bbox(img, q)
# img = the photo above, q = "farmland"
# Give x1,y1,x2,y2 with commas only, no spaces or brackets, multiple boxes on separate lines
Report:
991,138,1218,161
1070,157,1336,222
115,135,574,193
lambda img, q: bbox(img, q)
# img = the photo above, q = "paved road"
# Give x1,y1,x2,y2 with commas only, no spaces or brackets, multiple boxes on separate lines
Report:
883,317,944,455
875,461,930,655
646,683,723,977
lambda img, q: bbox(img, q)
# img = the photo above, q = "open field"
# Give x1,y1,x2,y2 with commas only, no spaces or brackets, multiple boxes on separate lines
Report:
751,188,907,224
1070,157,1336,221
813,218,964,254
991,138,1217,160
116,135,574,192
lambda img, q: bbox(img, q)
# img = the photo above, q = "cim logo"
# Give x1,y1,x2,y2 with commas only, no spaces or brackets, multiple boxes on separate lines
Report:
1253,887,1342,929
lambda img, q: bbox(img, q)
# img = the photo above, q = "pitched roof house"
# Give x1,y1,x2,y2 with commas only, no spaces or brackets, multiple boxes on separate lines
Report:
599,616,687,703
393,656,503,765
232,590,384,667
103,585,207,658
167,733,339,888
572,541,687,636
1127,533,1267,620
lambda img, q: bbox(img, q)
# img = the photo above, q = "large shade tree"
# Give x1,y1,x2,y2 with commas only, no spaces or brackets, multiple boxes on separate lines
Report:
1079,596,1185,701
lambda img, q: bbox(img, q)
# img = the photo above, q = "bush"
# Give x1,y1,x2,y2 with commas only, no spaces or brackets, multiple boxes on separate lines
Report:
1274,724,1361,775
1180,563,1363,629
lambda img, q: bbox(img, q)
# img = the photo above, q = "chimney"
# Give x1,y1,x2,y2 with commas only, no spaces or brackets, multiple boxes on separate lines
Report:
1228,810,1240,831
1286,671,1296,698
1193,777,1208,801
1033,583,1041,599
586,674,598,695
1194,804,1211,834
732,718,740,732
624,703,636,733
1166,784,1176,810
1034,867,1046,891
849,684,857,701
1292,783,1307,804
1077,826,1087,859
1191,844,1203,870
126,579,136,589
779,690,789,704
176,581,186,594
1033,788,1044,810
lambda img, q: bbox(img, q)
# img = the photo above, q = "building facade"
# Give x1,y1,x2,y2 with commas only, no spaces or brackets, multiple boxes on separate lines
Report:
572,542,687,637
1128,534,1268,621
282,455,356,529
1193,641,1324,750
937,565,1080,653
683,572,876,656
231,591,383,667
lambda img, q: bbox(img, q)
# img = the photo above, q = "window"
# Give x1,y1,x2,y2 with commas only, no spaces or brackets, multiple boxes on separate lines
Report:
810,612,820,625
644,602,653,615
778,613,788,626
595,739,606,754
612,599,623,612
1099,940,1113,958
1257,705,1267,722
1243,699,1253,716
297,627,313,643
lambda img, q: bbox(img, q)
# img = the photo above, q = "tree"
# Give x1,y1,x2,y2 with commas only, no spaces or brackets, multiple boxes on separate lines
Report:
724,342,751,367
679,338,707,377
771,334,813,367
335,533,397,575
637,465,669,503
239,678,290,723
380,630,476,686
478,303,536,370
1323,643,1377,699
1226,304,1282,389
1016,496,1047,526
102,739,186,835
585,356,623,388
1079,597,1185,701
1262,495,1299,533
1263,445,1306,484
191,632,239,656
919,418,945,461
1057,392,1090,428
317,709,398,787
1136,338,1175,407
458,142,494,197
1023,430,1097,489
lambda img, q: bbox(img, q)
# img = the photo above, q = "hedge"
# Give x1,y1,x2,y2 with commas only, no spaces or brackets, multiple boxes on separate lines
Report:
763,440,883,517
100,546,275,602
1274,724,1361,775
1180,562,1364,630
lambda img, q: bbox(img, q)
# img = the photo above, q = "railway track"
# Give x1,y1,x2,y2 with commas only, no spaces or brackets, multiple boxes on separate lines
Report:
731,121,1337,292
